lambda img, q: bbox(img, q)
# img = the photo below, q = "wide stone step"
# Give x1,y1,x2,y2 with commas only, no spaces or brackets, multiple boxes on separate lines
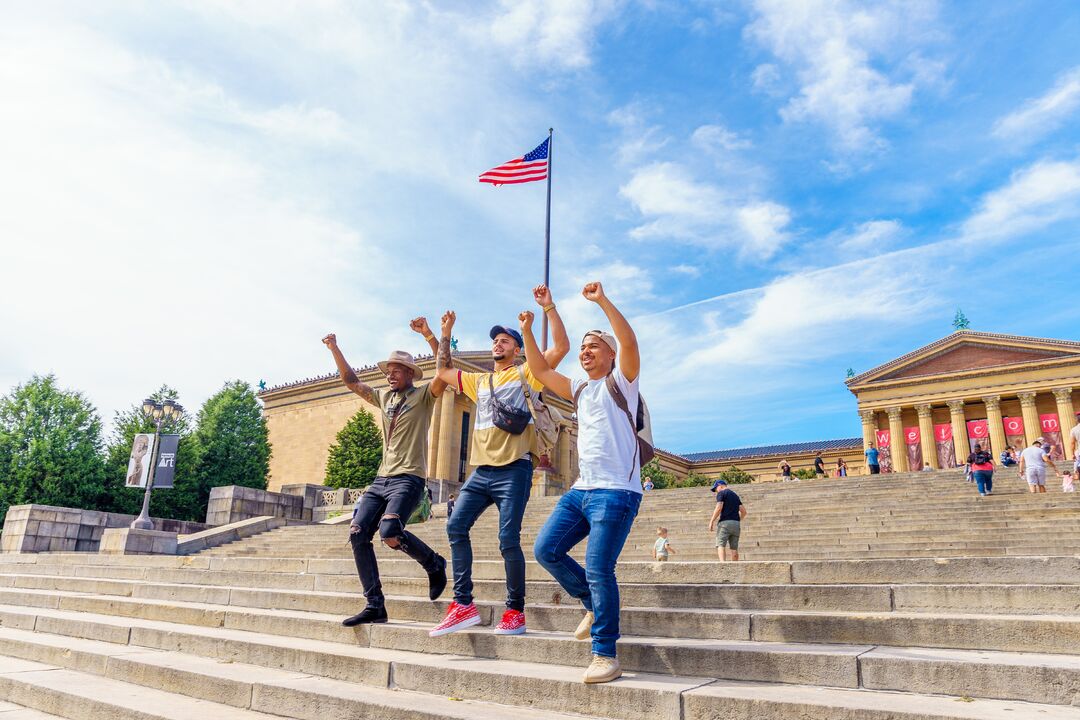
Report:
0,700,65,719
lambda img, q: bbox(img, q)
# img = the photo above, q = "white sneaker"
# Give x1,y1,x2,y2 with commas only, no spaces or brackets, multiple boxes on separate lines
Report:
574,611,594,641
583,655,621,684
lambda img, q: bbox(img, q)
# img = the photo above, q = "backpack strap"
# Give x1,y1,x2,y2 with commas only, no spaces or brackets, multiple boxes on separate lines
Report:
516,365,534,407
572,382,586,408
604,372,640,482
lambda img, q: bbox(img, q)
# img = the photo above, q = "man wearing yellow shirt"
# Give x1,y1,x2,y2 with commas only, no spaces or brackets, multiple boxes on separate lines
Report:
428,285,569,637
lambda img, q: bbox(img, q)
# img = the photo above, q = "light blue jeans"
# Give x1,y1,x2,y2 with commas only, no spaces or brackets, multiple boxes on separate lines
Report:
533,489,641,657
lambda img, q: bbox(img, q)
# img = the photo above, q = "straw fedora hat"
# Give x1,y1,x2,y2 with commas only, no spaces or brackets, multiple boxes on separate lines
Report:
377,350,424,380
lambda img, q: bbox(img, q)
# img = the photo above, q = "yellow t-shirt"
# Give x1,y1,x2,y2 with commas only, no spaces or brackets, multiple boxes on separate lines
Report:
457,364,544,467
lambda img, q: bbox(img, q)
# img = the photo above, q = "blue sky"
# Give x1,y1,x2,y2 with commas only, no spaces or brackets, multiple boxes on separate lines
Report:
3,1,1080,455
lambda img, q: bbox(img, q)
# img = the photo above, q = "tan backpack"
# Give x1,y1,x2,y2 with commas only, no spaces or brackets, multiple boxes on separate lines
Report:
516,366,562,457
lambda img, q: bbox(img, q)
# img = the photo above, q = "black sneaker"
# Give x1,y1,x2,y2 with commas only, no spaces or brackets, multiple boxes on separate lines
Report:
428,556,448,601
342,606,388,627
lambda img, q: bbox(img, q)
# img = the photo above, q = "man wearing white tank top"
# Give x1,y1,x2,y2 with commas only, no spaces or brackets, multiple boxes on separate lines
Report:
519,280,642,685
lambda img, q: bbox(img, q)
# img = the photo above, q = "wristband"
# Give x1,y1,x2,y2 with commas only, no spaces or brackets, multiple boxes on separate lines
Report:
543,303,556,313
424,334,435,341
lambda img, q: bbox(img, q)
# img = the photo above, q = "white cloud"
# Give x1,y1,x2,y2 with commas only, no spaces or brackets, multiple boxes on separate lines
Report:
751,63,782,94
691,123,752,152
619,162,792,259
670,264,701,277
745,0,941,152
486,0,620,69
831,219,904,253
607,103,669,164
961,159,1080,242
993,66,1080,145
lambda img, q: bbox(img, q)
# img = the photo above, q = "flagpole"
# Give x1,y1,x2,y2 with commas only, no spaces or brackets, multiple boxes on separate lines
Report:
542,127,553,351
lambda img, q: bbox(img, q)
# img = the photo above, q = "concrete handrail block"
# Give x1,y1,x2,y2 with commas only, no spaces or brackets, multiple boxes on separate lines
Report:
176,516,285,556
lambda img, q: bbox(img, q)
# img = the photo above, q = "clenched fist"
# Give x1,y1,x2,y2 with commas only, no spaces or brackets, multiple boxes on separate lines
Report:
409,317,432,336
533,284,553,307
582,281,606,303
440,310,456,336
519,310,535,333
322,333,338,348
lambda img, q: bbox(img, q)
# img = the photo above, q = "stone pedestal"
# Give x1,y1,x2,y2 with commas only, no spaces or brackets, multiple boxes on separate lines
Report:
99,528,178,555
531,466,564,497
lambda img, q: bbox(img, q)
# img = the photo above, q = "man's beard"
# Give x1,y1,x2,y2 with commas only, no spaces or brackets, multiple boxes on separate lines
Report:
493,352,506,361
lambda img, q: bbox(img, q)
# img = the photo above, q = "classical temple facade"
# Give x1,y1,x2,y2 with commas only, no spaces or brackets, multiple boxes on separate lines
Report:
847,330,1080,472
258,330,1080,493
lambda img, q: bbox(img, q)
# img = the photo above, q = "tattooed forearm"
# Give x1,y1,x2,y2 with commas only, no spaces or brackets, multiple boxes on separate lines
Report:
356,384,377,405
344,367,360,386
437,335,453,370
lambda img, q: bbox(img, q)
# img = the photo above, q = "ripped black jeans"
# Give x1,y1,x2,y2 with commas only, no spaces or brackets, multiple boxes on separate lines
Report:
349,474,443,609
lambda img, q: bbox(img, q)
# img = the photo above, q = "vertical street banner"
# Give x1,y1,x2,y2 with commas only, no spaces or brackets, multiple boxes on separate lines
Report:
875,429,893,473
1002,416,1025,452
153,434,180,489
965,419,989,455
904,426,923,471
934,423,956,468
126,433,154,488
1040,414,1065,461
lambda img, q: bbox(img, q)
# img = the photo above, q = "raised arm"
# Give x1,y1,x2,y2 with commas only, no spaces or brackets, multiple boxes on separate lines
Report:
409,316,445,397
582,281,639,382
533,284,570,368
434,311,458,388
322,334,378,405
519,310,573,399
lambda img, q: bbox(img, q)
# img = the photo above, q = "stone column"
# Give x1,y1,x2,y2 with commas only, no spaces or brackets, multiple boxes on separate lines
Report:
1053,387,1076,460
982,395,1007,461
435,393,459,482
1018,391,1041,447
887,406,907,473
947,399,967,465
916,404,937,470
428,395,444,480
859,409,876,475
558,426,574,488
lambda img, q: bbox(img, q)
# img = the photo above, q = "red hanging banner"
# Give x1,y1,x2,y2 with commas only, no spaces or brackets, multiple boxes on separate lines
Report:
874,429,893,473
1002,416,1024,437
1040,414,1061,433
1040,413,1065,460
934,423,956,468
966,419,988,439
875,429,891,447
904,426,923,470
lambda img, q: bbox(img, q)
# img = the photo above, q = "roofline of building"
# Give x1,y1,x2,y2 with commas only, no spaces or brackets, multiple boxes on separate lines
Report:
845,330,1080,387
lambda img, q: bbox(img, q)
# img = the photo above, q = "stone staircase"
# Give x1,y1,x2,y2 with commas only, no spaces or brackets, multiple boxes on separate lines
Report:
0,469,1079,718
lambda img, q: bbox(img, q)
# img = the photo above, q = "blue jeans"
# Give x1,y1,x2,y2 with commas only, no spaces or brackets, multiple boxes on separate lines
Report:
533,489,642,658
446,458,533,611
973,470,993,494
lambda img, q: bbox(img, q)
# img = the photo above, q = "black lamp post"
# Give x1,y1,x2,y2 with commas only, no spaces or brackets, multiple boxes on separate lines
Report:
130,398,183,530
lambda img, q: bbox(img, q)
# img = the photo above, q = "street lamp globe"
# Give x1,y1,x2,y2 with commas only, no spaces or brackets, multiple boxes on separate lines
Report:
142,398,155,416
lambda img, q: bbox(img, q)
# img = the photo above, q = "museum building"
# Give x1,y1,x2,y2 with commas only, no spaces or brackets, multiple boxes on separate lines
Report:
258,330,1080,495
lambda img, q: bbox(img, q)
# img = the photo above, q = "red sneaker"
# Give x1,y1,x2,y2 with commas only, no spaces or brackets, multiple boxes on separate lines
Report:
429,601,481,637
494,609,526,635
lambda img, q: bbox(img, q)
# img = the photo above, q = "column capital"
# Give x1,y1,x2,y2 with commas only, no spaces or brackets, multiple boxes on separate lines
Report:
946,398,965,413
886,406,903,422
915,404,933,418
1018,391,1038,407
1053,387,1074,403
981,395,1001,412
859,409,876,423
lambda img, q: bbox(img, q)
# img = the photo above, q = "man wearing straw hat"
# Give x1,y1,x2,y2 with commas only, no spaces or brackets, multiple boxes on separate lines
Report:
322,318,448,626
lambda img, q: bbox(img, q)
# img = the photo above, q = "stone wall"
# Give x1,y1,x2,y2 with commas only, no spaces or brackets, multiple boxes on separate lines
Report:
0,505,209,554
204,484,322,526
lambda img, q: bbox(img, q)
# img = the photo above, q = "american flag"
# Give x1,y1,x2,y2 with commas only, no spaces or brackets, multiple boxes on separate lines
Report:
478,138,549,186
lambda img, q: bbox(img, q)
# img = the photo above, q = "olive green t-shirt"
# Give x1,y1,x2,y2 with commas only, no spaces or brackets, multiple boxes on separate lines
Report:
375,383,438,478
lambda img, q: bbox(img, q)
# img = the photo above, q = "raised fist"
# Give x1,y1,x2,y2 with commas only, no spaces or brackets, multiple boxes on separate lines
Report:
582,281,606,303
322,333,338,348
409,317,432,336
440,310,456,335
533,284,553,307
519,310,535,332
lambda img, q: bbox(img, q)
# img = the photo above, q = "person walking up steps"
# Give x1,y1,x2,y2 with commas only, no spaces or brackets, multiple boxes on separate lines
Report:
1019,438,1057,494
652,527,675,561
709,479,746,561
428,286,570,638
322,320,448,627
523,280,645,684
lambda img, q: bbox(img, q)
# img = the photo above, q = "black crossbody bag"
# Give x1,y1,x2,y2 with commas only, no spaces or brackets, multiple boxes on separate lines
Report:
486,373,532,435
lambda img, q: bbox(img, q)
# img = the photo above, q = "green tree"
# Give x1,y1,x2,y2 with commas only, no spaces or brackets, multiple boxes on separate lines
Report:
674,472,714,488
184,381,271,521
640,458,677,490
0,375,106,527
100,385,196,518
793,468,816,480
325,407,383,489
716,465,754,484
